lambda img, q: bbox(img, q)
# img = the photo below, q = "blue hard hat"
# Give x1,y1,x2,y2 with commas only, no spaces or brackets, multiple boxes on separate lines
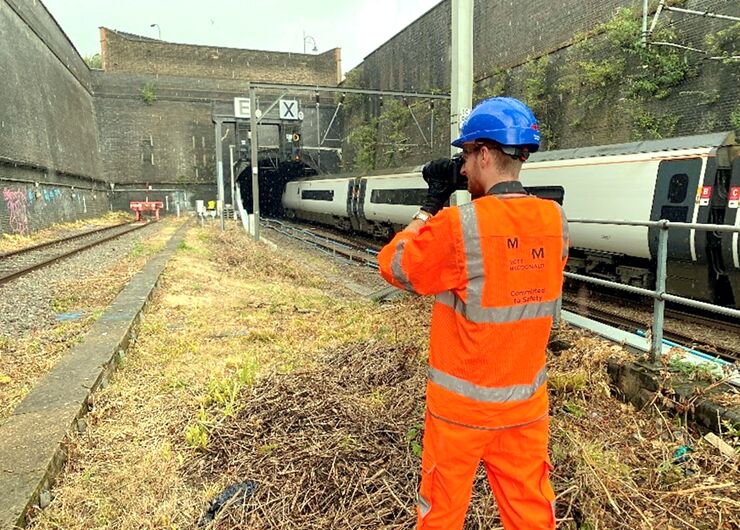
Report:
452,97,540,152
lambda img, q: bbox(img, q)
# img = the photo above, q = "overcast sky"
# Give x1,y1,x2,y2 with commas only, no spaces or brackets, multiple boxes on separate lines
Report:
42,0,443,75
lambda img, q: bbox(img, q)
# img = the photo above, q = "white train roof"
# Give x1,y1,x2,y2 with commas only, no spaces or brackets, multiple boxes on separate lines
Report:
528,132,735,163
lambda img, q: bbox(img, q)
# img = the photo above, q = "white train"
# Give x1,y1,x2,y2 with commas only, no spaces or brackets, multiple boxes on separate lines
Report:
281,132,740,307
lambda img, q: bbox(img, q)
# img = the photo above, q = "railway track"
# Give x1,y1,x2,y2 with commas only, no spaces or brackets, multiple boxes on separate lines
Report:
262,218,380,268
562,296,740,364
264,217,740,364
0,221,149,286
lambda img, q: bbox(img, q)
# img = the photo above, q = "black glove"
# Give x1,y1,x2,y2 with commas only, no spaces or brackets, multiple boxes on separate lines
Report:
421,158,458,215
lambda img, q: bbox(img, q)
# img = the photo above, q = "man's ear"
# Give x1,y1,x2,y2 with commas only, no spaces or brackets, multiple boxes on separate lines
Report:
479,146,492,168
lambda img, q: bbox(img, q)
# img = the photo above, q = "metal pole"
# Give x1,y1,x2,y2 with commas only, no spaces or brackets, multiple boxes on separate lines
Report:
214,119,225,231
664,5,740,23
249,85,260,241
450,0,473,205
651,221,669,362
315,95,321,170
642,0,649,47
229,144,236,218
648,0,666,39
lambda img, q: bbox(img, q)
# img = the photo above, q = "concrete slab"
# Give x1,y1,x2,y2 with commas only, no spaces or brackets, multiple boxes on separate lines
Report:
0,222,189,529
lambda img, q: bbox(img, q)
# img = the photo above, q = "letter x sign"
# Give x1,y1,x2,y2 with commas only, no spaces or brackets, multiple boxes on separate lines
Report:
279,99,300,120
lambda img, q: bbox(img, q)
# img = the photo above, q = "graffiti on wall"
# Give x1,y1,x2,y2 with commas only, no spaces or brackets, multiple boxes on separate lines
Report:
2,188,30,235
43,188,62,203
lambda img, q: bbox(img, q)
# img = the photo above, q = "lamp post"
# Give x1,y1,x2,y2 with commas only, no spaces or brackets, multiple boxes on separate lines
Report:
303,31,318,53
150,23,161,40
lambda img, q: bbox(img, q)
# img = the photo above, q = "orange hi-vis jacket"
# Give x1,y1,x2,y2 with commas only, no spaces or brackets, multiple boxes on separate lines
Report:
379,186,569,429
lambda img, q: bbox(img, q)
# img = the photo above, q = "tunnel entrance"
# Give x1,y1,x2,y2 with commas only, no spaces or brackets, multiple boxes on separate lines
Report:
237,161,310,218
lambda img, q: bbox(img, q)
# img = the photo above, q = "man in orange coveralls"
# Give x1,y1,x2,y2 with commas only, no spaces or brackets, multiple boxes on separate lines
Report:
378,97,569,530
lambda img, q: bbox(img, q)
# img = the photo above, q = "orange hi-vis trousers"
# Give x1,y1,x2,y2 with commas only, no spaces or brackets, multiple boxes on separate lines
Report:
417,412,555,530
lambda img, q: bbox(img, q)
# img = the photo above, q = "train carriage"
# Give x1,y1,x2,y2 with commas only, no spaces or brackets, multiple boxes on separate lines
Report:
281,132,739,307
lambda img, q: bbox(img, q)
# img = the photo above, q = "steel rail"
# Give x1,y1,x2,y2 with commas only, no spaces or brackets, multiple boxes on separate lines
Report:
561,299,740,364
0,222,131,259
261,219,379,268
0,223,149,286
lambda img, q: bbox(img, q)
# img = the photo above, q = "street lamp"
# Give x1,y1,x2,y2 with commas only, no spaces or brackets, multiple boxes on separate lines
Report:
150,23,161,40
303,31,318,53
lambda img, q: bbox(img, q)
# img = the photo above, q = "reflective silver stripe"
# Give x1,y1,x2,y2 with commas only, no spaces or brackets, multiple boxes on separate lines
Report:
418,494,431,518
555,203,569,260
428,365,547,403
459,203,483,307
391,239,414,292
435,290,557,323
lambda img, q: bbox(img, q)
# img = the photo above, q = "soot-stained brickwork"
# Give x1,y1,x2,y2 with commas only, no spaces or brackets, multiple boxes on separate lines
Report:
0,0,100,180
0,0,108,235
1,2,343,234
95,29,344,186
101,28,342,85
349,0,739,161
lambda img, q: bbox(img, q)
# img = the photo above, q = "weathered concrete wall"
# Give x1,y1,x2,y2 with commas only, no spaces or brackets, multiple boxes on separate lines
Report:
0,0,107,235
110,184,215,214
0,179,110,236
101,28,342,85
0,1,101,180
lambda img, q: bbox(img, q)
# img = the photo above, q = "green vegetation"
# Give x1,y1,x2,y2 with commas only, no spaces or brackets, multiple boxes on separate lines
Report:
628,108,679,140
731,106,740,132
704,22,740,62
522,56,557,148
405,424,423,458
473,69,506,105
83,54,102,69
554,7,696,138
140,83,157,105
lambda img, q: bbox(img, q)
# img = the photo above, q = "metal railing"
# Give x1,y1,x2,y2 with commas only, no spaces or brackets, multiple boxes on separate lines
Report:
564,218,740,361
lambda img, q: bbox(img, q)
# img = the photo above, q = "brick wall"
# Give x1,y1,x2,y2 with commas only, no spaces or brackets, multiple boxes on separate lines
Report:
0,0,101,180
346,0,739,164
0,178,110,236
110,184,215,214
0,0,108,235
101,28,341,85
93,73,343,185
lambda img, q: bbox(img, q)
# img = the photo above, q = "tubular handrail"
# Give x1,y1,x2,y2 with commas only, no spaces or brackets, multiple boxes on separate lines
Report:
564,217,740,360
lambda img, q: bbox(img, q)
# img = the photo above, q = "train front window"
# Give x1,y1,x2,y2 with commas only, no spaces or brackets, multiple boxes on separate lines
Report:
667,173,688,203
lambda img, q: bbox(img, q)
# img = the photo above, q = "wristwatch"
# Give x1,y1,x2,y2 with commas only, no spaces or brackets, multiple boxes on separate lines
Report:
412,209,433,223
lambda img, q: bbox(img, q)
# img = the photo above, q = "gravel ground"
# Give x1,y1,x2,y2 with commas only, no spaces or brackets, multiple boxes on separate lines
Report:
0,221,168,338
564,286,740,356
260,225,389,295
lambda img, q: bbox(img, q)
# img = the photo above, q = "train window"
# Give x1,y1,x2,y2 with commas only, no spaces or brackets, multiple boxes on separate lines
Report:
523,186,564,204
370,188,427,205
301,190,334,201
667,174,689,203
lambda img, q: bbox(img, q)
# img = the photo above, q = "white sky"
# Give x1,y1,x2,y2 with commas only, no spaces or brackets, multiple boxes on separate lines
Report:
42,0,443,75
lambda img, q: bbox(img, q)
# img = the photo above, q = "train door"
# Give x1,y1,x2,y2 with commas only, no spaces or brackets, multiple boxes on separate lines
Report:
721,156,740,307
347,178,361,231
348,177,370,234
648,158,709,300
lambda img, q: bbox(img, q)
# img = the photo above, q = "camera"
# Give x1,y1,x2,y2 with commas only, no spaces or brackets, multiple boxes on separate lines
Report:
422,155,467,191
451,154,467,190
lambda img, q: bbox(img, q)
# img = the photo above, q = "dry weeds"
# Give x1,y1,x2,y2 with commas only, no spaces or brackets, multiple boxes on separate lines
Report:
0,219,181,421
0,211,133,254
26,223,740,530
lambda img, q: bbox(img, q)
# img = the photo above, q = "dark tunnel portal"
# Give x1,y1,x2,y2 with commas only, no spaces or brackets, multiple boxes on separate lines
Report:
237,166,286,218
